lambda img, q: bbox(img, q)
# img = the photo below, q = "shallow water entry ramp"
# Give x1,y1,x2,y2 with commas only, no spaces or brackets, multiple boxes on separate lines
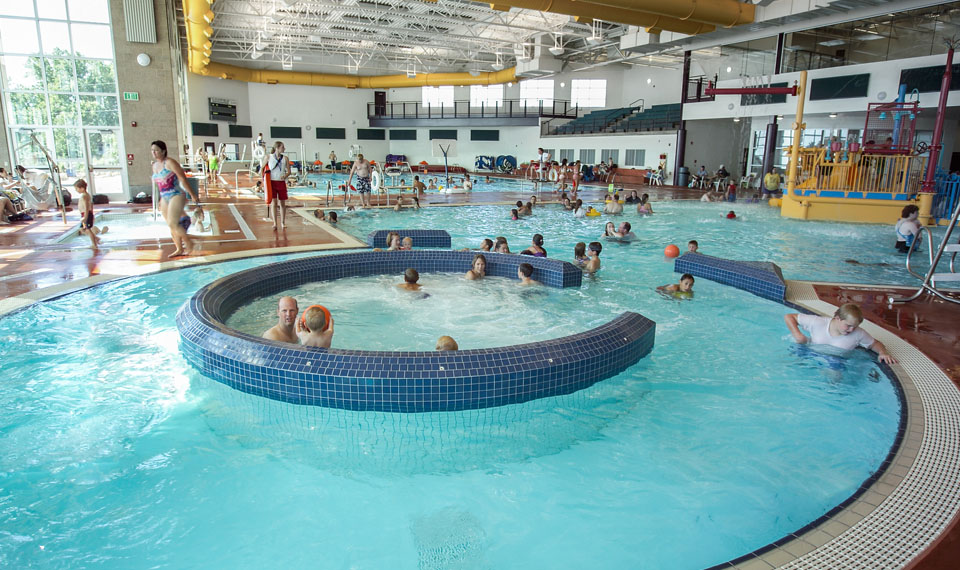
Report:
177,250,655,412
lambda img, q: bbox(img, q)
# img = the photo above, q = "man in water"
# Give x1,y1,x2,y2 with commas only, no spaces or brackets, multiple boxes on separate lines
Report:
262,296,299,343
784,303,896,364
397,268,422,291
615,221,637,240
346,153,373,209
412,175,427,195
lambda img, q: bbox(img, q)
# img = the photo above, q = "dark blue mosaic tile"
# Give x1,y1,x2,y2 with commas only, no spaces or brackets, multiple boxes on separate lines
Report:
177,250,654,412
367,229,452,248
673,252,786,302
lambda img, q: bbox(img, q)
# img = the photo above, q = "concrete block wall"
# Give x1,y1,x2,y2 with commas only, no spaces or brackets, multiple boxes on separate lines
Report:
110,0,184,198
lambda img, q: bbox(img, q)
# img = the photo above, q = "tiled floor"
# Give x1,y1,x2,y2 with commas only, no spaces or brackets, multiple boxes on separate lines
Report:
2,175,958,568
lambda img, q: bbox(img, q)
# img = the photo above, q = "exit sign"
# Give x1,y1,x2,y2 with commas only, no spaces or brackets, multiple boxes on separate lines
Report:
123,92,139,101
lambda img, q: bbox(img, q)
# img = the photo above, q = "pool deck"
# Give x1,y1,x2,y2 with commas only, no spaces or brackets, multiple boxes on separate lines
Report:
1,174,958,569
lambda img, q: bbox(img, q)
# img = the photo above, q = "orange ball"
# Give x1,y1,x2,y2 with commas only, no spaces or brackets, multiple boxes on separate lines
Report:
664,244,680,258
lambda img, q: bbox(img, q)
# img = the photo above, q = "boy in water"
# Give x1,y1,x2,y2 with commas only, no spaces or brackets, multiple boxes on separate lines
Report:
687,240,699,253
436,336,458,351
74,179,108,249
517,262,541,286
582,242,602,273
397,268,422,291
659,274,695,298
297,305,335,349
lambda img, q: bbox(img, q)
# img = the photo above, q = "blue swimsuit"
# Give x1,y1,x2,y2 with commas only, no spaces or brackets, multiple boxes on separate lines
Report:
153,167,182,200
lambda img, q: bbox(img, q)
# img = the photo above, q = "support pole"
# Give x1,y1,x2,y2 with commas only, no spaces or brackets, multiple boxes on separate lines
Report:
919,40,958,225
784,71,808,208
675,50,691,186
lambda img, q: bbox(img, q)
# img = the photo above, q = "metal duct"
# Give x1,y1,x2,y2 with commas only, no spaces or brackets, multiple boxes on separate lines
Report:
124,0,157,44
489,1,716,35
571,0,755,28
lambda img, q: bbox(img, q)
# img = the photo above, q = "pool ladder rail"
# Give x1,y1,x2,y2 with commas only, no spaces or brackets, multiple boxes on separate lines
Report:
891,199,960,305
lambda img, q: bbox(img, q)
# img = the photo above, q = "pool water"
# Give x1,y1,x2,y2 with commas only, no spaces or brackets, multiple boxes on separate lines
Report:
55,211,215,244
300,172,539,194
0,246,901,569
331,200,947,286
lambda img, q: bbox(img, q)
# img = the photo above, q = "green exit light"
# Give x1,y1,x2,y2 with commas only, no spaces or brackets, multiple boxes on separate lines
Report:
123,92,139,101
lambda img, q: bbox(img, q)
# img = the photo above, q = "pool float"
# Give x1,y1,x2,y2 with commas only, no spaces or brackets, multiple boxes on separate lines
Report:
585,208,601,217
371,170,381,192
299,304,332,332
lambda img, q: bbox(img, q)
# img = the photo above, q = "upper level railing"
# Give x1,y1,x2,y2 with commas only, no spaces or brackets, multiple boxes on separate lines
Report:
367,99,578,120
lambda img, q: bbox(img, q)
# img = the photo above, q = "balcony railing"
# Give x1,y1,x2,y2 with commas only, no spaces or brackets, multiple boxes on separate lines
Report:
367,99,578,120
792,147,927,196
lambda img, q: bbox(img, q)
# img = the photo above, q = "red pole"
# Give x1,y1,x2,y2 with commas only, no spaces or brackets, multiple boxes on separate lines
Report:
921,45,954,193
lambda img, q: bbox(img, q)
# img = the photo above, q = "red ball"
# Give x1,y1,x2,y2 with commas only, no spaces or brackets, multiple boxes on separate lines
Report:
664,244,680,258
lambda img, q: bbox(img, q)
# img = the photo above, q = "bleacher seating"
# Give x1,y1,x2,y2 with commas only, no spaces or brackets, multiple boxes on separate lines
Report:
551,103,681,136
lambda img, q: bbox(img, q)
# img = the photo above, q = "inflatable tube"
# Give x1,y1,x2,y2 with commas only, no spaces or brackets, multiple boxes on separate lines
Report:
586,210,601,217
371,170,381,192
548,168,558,182
252,146,265,160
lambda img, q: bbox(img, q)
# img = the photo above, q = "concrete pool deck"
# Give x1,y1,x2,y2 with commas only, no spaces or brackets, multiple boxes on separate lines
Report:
0,175,958,569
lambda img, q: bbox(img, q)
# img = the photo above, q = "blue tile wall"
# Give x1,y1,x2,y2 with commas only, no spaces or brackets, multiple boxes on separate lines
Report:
674,252,786,302
367,229,451,248
177,250,654,412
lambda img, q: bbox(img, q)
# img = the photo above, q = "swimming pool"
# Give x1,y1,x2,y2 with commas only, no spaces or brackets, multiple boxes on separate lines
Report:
299,172,542,194
331,200,947,286
0,244,901,568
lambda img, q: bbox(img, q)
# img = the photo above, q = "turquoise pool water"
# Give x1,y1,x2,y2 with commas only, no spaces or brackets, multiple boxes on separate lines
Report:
0,244,901,568
301,172,537,194
331,200,946,286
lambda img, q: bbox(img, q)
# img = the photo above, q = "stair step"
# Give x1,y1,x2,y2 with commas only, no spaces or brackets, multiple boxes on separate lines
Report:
944,243,960,252
931,273,960,282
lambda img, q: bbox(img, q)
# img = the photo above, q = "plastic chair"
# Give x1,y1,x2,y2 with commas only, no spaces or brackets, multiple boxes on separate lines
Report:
712,176,728,192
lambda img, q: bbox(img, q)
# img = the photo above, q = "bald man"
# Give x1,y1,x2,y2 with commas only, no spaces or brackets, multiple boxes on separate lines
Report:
262,296,299,343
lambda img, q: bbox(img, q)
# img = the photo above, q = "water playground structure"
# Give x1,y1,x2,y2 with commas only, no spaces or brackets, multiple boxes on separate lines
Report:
708,49,956,228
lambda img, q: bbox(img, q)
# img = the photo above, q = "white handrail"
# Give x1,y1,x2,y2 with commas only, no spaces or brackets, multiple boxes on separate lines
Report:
234,169,254,202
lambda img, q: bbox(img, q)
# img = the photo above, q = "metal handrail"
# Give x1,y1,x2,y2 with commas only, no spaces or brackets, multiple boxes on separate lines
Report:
233,169,254,201
892,197,960,305
903,226,936,281
152,178,158,221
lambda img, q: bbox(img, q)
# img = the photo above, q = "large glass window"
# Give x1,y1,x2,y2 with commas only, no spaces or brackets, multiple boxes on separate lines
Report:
470,84,503,107
1,0,121,191
422,85,454,108
600,149,619,164
624,149,646,167
579,149,595,164
571,79,606,108
520,79,553,108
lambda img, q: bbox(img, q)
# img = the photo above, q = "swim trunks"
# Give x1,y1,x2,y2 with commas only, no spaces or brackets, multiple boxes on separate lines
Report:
80,210,93,230
270,180,288,201
356,176,371,194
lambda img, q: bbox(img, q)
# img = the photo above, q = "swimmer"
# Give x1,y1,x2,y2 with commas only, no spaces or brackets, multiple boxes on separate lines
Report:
465,253,487,280
517,262,541,286
573,199,585,218
637,193,653,215
494,236,510,254
436,335,459,351
297,304,334,349
519,202,533,216
428,178,437,190
615,222,637,241
520,234,547,257
687,240,699,253
313,208,326,220
397,268,422,291
515,200,525,216
574,242,588,266
895,204,921,253
604,193,623,214
530,195,538,208
658,274,694,298
843,259,890,267
328,211,338,224
401,236,413,250
393,196,404,212
624,190,640,204
484,175,491,184
463,174,473,191
511,208,519,221
479,238,494,252
784,303,896,364
262,296,299,343
582,242,602,273
385,231,401,251
603,221,617,238
726,211,737,219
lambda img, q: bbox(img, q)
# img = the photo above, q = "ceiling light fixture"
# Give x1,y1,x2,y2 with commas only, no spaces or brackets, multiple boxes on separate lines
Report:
829,113,838,118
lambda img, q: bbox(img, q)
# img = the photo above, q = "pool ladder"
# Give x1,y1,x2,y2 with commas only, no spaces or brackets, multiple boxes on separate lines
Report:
891,200,960,305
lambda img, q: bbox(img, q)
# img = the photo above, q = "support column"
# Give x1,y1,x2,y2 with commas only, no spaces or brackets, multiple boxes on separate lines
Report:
760,117,778,178
919,41,957,225
674,50,691,186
